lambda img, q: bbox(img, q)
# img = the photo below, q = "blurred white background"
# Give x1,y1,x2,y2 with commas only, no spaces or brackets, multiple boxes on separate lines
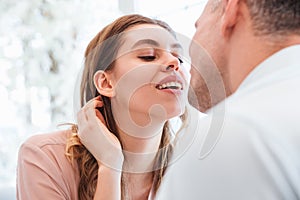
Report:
0,0,207,199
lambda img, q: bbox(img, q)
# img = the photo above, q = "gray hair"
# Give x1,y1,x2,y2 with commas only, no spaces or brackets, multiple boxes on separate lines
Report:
245,0,300,37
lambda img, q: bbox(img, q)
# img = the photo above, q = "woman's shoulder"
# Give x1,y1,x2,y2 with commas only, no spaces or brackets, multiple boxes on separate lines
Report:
17,128,80,196
23,128,73,149
18,128,77,171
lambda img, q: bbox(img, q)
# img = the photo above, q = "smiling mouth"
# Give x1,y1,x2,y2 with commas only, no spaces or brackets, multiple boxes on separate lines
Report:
156,81,183,90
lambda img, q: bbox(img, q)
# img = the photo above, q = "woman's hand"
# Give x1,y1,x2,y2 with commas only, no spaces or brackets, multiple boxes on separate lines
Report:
77,96,124,170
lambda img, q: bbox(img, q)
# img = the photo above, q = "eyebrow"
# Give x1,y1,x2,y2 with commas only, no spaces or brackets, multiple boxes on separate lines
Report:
131,39,183,50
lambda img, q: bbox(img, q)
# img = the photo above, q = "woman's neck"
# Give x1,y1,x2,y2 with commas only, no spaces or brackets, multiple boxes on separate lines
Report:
123,172,154,200
118,122,164,173
115,112,168,199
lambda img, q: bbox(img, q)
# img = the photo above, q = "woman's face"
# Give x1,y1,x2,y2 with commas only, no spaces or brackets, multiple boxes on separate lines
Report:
107,24,190,129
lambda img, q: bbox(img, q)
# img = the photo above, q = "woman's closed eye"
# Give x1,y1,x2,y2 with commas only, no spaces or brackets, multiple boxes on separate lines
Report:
138,55,156,61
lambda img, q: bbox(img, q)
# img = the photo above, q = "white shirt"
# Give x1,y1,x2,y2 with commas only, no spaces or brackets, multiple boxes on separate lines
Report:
156,45,300,200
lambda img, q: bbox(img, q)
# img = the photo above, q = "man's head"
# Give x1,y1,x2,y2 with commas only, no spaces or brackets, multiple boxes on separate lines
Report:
188,0,300,112
245,0,300,37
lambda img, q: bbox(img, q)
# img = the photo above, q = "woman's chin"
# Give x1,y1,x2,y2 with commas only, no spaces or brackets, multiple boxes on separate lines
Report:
166,107,185,120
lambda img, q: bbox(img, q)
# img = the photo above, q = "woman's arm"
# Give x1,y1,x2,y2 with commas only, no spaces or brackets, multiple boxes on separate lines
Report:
17,141,70,200
93,164,122,200
77,96,124,200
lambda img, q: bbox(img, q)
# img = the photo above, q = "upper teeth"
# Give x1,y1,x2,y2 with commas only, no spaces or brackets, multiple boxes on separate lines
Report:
157,82,183,90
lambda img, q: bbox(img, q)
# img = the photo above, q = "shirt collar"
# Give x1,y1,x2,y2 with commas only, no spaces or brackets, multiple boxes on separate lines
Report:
236,44,300,94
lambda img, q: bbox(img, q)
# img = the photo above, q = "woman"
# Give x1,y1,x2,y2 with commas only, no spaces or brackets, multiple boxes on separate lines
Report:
17,14,189,200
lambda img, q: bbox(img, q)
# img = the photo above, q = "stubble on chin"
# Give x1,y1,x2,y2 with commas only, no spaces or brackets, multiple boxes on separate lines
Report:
188,67,212,113
188,64,231,113
187,50,230,113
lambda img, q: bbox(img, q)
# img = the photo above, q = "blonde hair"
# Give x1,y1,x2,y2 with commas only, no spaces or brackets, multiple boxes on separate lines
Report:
65,14,187,199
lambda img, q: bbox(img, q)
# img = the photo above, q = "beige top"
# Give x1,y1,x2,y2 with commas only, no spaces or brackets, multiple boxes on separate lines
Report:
17,130,80,200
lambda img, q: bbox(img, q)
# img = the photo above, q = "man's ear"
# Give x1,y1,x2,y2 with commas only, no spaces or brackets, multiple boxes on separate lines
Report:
221,0,240,38
93,70,115,97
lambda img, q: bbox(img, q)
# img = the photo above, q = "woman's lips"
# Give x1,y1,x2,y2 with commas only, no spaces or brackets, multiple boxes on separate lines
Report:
155,75,184,90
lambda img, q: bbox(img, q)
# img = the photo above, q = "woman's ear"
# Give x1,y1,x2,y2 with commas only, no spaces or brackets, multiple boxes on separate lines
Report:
93,70,115,97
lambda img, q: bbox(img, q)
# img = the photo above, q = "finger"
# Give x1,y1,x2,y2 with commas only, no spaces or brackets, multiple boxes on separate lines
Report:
78,96,106,136
82,98,103,119
85,95,102,105
76,110,87,134
93,99,104,108
84,99,103,113
95,109,106,124
85,103,104,124
77,109,87,123
95,95,102,101
78,97,102,123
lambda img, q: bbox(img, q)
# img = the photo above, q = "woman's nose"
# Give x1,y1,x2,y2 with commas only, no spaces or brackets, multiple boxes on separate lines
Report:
162,53,180,72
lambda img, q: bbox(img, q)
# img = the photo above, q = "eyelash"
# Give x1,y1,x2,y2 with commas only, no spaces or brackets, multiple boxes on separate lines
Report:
138,55,184,64
138,56,156,61
177,57,184,64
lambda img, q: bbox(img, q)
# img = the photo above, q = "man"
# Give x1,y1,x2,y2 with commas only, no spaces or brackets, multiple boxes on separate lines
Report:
156,0,300,199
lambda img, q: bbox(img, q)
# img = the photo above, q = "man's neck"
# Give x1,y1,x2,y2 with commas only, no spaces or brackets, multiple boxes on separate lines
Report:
227,34,290,92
